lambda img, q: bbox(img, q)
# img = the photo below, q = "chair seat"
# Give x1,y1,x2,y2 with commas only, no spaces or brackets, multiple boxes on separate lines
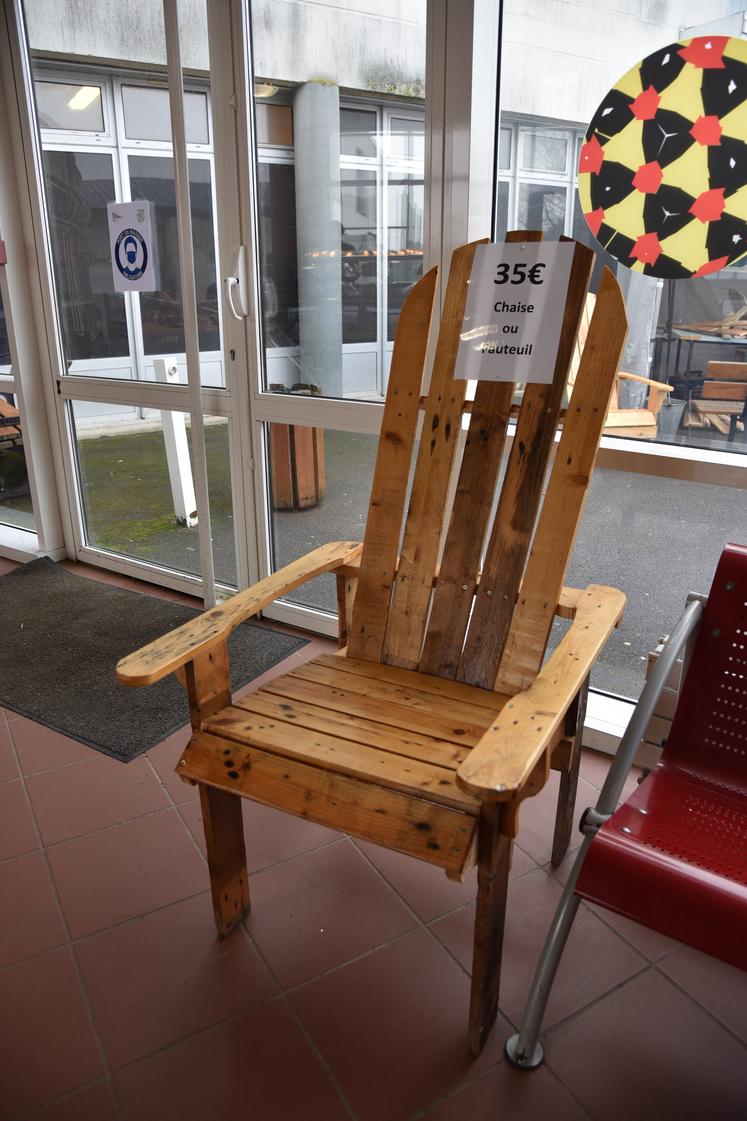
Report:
178,653,509,875
576,763,747,970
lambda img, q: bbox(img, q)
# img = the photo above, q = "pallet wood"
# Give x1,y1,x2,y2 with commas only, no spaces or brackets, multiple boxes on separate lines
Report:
336,571,358,648
181,732,478,875
199,784,249,936
383,241,485,670
184,641,231,730
314,652,508,711
494,268,627,695
347,267,438,662
458,240,595,689
116,540,363,686
468,802,512,1055
551,676,589,865
704,361,747,380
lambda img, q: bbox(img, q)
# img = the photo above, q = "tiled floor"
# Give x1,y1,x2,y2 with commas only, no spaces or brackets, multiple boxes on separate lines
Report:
1,555,746,1121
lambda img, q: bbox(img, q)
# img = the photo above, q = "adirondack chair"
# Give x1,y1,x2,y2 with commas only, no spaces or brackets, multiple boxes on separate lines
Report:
117,231,628,1055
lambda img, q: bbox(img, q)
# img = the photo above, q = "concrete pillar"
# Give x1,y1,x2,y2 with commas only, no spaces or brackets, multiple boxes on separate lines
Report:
293,81,343,397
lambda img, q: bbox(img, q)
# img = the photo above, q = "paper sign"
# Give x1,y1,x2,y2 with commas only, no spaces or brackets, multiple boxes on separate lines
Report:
107,200,156,293
455,242,575,382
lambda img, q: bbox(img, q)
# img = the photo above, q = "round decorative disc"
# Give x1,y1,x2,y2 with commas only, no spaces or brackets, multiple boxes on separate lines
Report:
578,35,747,278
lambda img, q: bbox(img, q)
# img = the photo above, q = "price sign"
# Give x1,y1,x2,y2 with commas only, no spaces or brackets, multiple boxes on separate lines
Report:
455,241,575,383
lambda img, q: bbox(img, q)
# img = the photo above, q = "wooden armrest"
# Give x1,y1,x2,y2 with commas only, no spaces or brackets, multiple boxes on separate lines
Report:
618,372,672,391
456,584,625,799
117,541,363,687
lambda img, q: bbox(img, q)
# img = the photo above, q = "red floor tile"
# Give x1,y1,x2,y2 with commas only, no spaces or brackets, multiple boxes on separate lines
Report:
146,728,195,804
419,1062,589,1121
114,998,349,1121
180,794,341,871
28,1080,118,1121
26,754,170,846
513,772,598,865
431,867,645,1030
291,929,506,1121
245,838,416,988
354,838,536,924
658,945,747,1043
0,947,104,1119
76,891,277,1068
0,779,38,860
47,808,206,938
546,970,747,1121
11,717,93,776
0,850,66,969
0,723,18,783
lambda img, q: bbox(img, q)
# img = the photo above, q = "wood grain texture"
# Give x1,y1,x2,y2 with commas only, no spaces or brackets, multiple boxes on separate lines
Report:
314,652,507,711
199,784,249,936
458,240,594,689
383,241,486,670
457,584,625,798
347,267,438,662
116,540,363,686
468,803,511,1055
705,361,747,380
180,732,478,875
184,641,231,731
494,267,627,695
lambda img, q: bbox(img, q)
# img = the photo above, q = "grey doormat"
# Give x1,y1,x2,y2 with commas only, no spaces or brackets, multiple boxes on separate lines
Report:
0,558,307,762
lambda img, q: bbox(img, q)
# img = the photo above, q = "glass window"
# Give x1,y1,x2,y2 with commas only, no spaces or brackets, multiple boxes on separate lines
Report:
341,168,378,344
387,173,423,341
0,288,11,367
340,108,378,159
35,80,104,132
255,103,293,146
42,150,129,362
520,130,568,173
0,391,35,532
517,182,566,240
257,162,299,350
498,126,511,171
128,155,220,356
390,117,424,162
496,181,510,241
122,85,209,144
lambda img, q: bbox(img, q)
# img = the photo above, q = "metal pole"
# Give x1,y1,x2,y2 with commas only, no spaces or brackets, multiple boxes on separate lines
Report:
162,0,217,608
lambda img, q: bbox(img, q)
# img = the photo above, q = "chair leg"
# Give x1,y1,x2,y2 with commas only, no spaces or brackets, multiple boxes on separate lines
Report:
199,784,250,937
551,676,589,866
505,834,591,1069
468,803,512,1056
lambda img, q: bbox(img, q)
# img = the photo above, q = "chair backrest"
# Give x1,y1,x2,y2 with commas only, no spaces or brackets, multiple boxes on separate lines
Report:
663,543,747,794
347,231,628,695
703,362,747,403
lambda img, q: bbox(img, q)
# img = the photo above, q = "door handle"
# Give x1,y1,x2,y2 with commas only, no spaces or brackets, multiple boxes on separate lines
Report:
223,245,249,321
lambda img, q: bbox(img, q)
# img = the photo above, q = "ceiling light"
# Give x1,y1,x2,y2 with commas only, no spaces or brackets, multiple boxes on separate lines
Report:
67,86,100,111
254,82,279,98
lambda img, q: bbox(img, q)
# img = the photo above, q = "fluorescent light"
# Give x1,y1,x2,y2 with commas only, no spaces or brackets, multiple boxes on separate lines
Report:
67,86,100,112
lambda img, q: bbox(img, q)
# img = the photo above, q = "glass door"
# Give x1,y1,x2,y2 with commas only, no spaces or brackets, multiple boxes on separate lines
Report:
0,253,36,537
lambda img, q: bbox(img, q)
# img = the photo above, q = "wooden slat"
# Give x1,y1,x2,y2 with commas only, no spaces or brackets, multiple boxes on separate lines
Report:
347,267,439,662
317,653,504,712
457,585,625,798
701,381,747,401
458,240,594,689
420,231,541,679
117,540,362,686
180,732,478,875
233,689,470,767
494,267,628,694
261,673,491,746
200,705,476,810
705,361,747,381
288,660,497,735
383,240,486,670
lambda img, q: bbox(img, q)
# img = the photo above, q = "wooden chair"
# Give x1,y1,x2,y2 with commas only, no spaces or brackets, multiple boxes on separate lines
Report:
117,232,628,1055
690,361,747,442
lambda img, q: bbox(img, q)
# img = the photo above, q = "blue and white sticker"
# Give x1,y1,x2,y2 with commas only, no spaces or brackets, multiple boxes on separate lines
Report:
107,201,156,292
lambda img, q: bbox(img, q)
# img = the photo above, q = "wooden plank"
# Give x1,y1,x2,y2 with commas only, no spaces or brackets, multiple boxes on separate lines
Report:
551,677,588,865
701,381,747,401
291,424,321,508
319,653,505,712
268,424,294,509
705,361,747,380
233,689,471,768
458,240,595,689
347,267,439,662
383,240,486,670
289,660,497,735
494,267,628,694
457,584,625,798
180,732,478,875
261,673,490,747
468,802,512,1056
199,785,249,936
420,231,541,679
336,571,357,648
184,641,231,730
604,408,656,427
201,706,480,811
116,540,363,686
